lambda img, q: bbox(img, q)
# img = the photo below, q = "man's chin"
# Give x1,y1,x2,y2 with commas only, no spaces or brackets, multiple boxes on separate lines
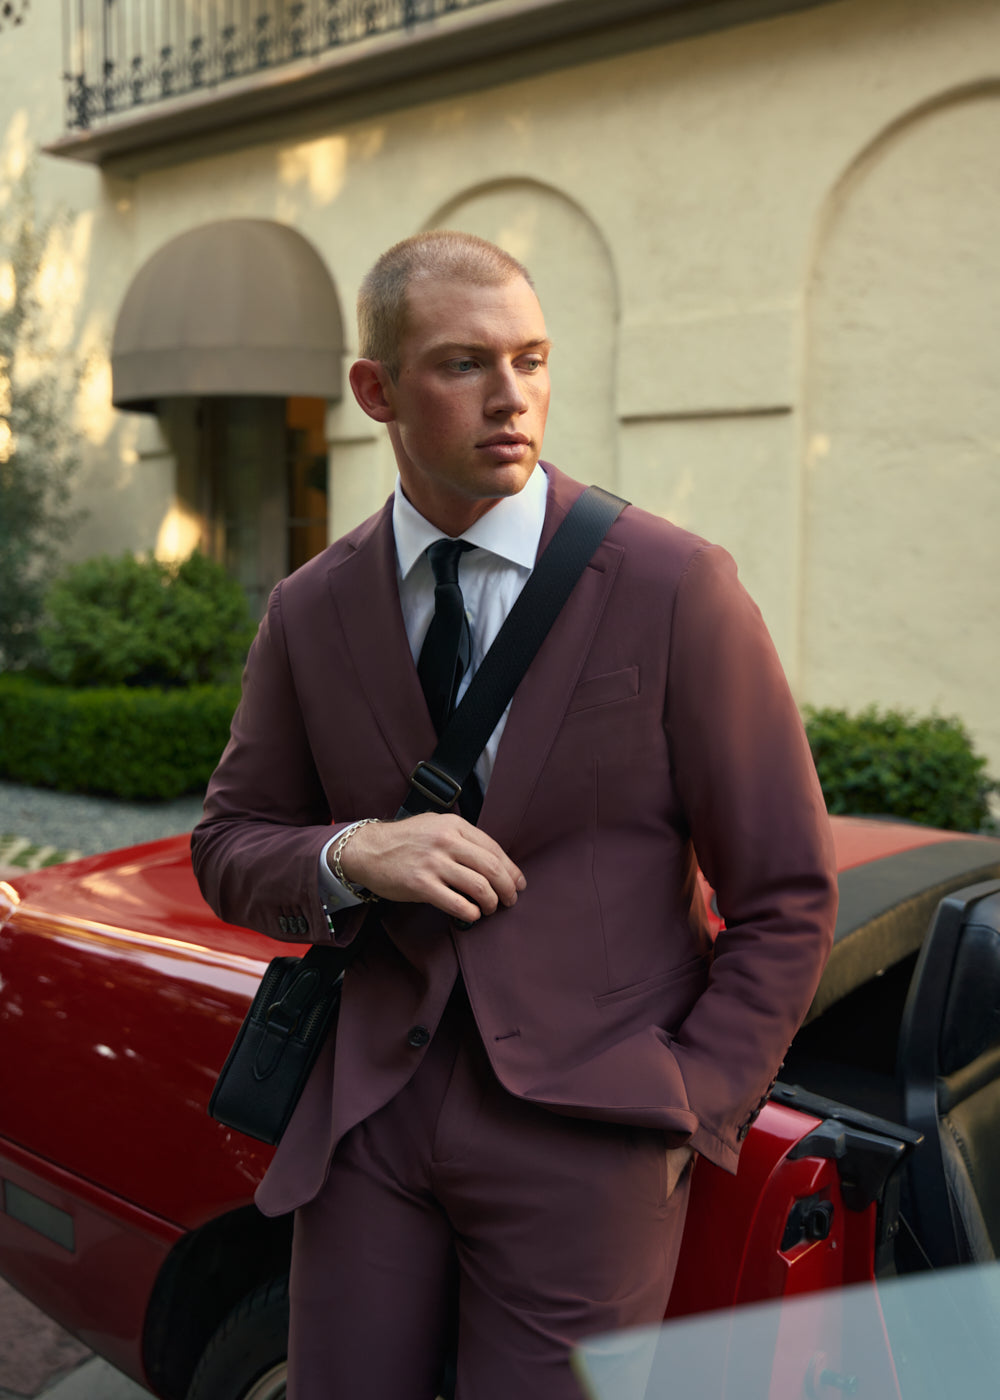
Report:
472,459,538,499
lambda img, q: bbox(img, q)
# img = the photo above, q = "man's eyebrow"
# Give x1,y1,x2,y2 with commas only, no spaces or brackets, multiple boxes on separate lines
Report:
430,337,552,355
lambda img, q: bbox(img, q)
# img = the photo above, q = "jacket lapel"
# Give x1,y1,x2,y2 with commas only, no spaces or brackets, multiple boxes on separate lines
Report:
479,467,624,849
326,501,437,795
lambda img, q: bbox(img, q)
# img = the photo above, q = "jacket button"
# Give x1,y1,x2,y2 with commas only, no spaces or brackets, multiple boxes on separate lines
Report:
279,916,289,934
296,916,309,935
407,1025,431,1049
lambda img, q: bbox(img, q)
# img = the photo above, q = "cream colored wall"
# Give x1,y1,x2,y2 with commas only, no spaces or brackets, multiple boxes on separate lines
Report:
2,0,998,775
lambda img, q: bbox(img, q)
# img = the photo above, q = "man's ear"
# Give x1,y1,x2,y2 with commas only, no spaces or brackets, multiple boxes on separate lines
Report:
349,359,396,423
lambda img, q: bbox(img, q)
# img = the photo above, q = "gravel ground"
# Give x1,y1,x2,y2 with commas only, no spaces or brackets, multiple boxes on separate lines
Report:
0,780,206,857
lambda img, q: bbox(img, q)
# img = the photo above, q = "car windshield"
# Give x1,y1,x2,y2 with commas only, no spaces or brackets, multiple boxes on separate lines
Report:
573,1261,1000,1400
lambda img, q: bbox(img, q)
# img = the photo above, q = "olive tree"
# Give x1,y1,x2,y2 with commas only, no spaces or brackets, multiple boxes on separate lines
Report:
0,169,81,667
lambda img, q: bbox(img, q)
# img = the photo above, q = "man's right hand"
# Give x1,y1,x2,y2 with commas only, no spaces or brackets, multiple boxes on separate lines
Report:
334,814,526,924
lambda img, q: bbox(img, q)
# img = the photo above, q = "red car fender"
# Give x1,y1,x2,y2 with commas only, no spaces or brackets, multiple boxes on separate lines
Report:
0,1135,181,1384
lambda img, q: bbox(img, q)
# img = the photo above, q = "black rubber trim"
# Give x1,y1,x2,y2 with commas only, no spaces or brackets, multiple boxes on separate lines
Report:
771,1080,921,1146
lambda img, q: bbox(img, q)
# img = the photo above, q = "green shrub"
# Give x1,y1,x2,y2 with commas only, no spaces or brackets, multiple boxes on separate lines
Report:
0,673,240,800
40,551,255,688
803,705,998,833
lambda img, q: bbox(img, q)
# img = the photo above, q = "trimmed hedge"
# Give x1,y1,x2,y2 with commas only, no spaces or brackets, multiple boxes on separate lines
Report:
804,705,998,833
3,674,994,825
0,673,239,800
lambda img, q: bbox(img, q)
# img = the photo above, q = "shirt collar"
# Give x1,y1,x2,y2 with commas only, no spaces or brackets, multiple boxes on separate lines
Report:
393,464,548,580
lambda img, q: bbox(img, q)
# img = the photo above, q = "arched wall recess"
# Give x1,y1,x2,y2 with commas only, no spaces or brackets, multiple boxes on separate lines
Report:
801,84,1000,772
427,181,620,491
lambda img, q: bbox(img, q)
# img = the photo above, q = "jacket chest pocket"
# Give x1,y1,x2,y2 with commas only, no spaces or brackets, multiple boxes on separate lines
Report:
566,665,640,715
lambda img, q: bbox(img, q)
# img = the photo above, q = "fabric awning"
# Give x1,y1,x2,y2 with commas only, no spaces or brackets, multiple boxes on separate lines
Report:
111,219,344,412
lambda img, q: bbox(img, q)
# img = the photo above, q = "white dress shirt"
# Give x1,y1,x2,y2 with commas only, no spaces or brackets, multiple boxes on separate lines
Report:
320,465,548,911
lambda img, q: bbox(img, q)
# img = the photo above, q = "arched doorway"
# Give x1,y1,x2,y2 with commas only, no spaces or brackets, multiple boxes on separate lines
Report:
112,218,343,614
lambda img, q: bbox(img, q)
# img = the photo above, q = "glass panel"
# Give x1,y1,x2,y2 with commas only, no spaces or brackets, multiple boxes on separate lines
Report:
574,1262,1000,1400
196,396,328,616
286,396,329,574
202,397,286,617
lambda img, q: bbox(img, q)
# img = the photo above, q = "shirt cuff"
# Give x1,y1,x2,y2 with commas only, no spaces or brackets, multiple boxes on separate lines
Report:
319,829,365,913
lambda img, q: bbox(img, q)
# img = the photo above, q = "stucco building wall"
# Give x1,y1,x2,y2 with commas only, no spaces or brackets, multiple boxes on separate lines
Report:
1,0,998,773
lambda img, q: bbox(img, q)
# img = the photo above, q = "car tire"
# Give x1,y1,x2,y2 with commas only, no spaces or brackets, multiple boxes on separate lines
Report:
186,1276,289,1400
185,1272,457,1400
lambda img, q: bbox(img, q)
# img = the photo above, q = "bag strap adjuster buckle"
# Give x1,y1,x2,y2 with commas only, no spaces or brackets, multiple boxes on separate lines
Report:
408,761,462,811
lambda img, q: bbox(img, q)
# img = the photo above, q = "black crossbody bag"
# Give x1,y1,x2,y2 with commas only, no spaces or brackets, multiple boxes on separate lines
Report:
208,485,627,1144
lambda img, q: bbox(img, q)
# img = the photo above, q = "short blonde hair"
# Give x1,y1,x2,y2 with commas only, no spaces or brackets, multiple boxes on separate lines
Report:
357,230,534,379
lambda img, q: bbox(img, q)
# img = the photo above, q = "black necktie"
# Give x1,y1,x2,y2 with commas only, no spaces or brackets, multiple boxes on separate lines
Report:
417,539,483,821
418,539,476,737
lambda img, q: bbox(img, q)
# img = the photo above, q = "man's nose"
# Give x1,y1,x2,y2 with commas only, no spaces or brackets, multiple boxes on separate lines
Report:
486,363,529,416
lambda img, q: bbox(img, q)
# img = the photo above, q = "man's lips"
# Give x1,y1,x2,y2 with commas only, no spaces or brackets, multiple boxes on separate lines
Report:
476,434,532,462
476,431,529,464
477,433,531,447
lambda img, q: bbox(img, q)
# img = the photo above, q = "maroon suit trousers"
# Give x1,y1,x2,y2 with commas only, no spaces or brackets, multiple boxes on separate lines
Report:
287,987,693,1400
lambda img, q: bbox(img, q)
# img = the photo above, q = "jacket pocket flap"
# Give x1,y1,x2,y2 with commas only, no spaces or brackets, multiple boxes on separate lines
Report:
594,956,707,1009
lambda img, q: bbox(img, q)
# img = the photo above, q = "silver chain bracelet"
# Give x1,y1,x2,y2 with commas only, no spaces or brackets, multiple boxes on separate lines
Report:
331,818,382,903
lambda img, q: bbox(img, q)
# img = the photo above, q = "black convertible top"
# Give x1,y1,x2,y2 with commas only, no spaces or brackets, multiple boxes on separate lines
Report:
809,837,1000,1019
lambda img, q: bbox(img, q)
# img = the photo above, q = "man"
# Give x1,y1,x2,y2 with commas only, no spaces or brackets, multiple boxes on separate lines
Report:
192,231,837,1399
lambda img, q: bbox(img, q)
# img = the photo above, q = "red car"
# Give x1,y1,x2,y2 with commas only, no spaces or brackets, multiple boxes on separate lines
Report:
1,816,999,1400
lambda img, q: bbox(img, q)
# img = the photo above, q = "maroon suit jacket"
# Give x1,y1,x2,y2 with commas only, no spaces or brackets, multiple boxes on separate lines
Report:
192,465,837,1217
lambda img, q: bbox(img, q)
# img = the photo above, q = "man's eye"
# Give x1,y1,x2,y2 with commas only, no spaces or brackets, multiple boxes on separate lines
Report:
521,358,545,372
450,358,477,372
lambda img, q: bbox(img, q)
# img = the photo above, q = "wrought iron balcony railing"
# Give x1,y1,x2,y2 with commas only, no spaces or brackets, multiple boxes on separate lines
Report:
61,0,501,131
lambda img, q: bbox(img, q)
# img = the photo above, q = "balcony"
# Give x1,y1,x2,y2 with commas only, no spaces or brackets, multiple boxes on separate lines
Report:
59,0,499,132
46,0,833,170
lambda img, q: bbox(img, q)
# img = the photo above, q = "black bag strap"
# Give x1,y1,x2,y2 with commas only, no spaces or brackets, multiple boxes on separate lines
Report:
398,484,627,818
